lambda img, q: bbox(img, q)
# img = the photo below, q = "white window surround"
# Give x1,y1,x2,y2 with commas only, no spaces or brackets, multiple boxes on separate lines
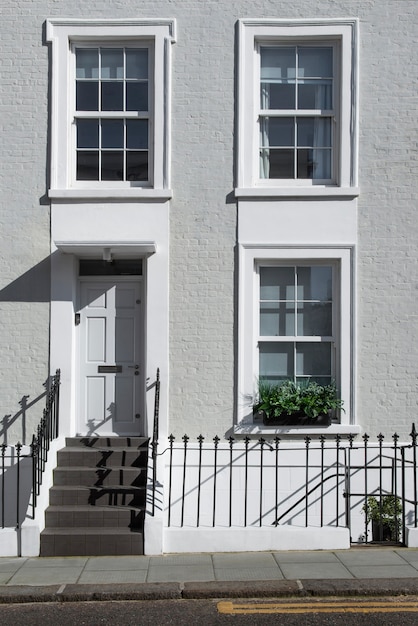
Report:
46,18,176,200
236,18,359,197
236,245,358,436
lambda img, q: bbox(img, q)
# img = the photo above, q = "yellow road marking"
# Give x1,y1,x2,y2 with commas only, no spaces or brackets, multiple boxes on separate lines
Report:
217,600,418,615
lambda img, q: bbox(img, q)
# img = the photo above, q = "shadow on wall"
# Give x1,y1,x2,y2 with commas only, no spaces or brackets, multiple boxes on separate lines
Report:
1,391,47,446
0,256,52,444
0,451,33,528
0,256,50,303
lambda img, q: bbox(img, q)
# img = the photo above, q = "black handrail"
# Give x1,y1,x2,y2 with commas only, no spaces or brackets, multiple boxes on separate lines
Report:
30,369,61,515
0,369,60,534
151,368,160,516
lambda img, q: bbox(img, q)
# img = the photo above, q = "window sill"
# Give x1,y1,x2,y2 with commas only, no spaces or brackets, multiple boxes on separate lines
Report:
234,421,361,437
235,187,360,199
49,188,173,202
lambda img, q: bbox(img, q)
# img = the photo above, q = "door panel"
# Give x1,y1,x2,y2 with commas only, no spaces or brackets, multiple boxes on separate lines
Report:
79,280,142,435
115,376,134,422
87,318,106,361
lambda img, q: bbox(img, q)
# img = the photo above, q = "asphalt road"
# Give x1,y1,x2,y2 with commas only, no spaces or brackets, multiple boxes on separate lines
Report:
0,598,418,625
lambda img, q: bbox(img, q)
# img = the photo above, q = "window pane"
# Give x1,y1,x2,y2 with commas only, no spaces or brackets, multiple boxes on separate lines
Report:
77,119,99,148
297,303,332,336
76,49,99,79
261,47,296,80
101,82,123,111
298,47,333,78
297,266,332,301
261,149,294,179
76,82,98,111
260,267,295,300
126,120,148,149
298,80,332,109
126,49,148,79
260,48,296,110
260,117,294,147
261,82,295,110
126,82,148,111
126,152,148,181
297,118,331,147
296,343,331,377
77,151,99,180
297,148,331,179
101,49,124,79
101,120,124,148
260,302,295,336
101,151,123,180
259,343,293,383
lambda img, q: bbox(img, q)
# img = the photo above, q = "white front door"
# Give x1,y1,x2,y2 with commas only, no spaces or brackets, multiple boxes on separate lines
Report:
78,279,142,436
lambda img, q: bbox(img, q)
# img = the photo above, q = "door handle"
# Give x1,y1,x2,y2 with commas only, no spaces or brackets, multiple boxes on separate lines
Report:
128,365,140,369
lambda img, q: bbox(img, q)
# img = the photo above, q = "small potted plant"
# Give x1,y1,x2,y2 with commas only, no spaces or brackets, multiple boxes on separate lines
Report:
253,379,344,426
362,495,402,542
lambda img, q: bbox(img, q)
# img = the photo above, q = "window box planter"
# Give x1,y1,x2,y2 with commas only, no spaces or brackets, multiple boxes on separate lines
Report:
258,409,332,427
253,380,343,428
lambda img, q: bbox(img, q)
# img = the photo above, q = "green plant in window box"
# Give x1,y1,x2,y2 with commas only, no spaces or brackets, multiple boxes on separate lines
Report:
362,495,402,542
253,379,344,426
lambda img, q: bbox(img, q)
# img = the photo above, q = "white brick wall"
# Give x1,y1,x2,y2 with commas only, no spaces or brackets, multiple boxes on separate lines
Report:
0,1,416,440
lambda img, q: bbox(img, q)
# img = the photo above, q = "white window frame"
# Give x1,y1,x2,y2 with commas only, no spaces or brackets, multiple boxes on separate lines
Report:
46,18,176,199
72,43,153,186
236,19,359,197
258,42,338,184
237,245,357,434
256,260,339,386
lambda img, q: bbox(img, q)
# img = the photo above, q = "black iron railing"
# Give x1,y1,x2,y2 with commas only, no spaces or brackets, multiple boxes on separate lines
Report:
1,369,60,530
150,368,160,516
161,426,418,544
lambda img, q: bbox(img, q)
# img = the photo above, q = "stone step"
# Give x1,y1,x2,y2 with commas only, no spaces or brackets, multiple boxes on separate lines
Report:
65,437,148,448
44,504,144,529
49,485,146,507
52,466,146,487
41,436,149,557
40,527,144,557
57,446,148,468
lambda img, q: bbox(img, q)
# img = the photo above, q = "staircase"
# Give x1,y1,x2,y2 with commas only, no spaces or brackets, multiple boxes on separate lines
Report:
40,437,149,557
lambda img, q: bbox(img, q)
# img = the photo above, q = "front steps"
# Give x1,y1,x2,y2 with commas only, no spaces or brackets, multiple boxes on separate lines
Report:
40,437,148,557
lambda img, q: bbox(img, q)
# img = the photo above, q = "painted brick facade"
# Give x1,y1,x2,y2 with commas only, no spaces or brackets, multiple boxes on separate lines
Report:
0,0,416,443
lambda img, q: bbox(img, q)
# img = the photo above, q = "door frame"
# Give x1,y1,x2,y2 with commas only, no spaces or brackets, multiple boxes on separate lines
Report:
50,239,169,444
76,275,145,436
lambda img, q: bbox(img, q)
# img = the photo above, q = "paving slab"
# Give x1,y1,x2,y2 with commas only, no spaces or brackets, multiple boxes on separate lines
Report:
395,549,418,568
273,551,341,564
83,556,150,571
146,564,215,583
214,567,283,581
0,559,27,573
345,564,418,578
0,572,16,584
280,562,353,580
78,569,148,584
7,566,83,586
149,554,212,567
212,552,277,568
336,549,409,567
21,557,87,568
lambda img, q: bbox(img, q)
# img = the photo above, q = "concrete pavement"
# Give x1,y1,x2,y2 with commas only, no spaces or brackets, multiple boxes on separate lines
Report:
1,548,418,603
